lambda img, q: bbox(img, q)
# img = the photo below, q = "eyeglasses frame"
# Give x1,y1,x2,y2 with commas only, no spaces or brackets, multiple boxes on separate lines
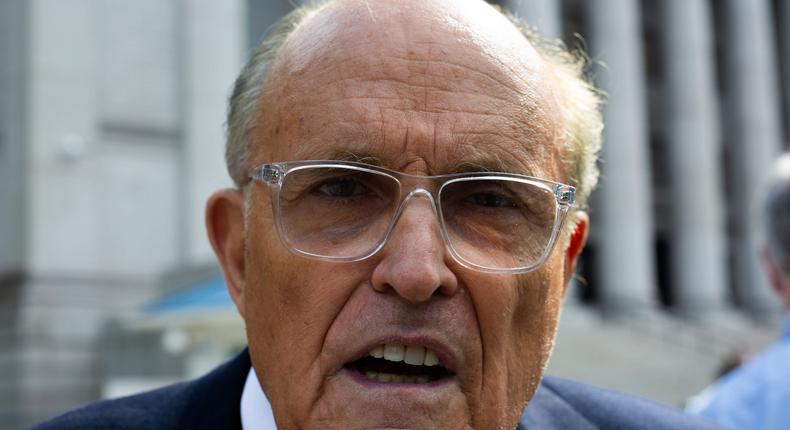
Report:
248,160,576,274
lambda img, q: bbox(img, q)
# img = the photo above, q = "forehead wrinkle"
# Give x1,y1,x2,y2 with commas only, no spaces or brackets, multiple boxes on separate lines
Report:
310,82,525,123
280,87,560,180
296,45,534,112
282,90,558,175
287,48,559,148
302,75,544,138
293,50,527,110
287,124,553,179
326,75,515,107
384,50,526,102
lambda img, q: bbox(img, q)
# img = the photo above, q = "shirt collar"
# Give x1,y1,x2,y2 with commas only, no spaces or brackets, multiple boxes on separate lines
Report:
240,367,278,430
782,313,790,340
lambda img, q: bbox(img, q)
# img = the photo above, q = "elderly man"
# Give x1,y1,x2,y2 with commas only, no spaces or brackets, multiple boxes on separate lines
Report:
691,154,790,429
33,0,721,429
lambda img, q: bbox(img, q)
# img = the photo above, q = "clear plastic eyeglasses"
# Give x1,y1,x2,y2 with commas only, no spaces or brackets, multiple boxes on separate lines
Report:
248,160,576,274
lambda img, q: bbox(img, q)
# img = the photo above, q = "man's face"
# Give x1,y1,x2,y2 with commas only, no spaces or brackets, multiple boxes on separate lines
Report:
212,0,586,428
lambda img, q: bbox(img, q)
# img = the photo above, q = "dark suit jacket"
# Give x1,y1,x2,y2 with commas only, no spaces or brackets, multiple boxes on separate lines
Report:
30,349,723,429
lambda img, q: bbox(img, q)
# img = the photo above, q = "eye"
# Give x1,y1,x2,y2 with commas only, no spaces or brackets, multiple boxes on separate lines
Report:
466,192,518,209
314,178,369,198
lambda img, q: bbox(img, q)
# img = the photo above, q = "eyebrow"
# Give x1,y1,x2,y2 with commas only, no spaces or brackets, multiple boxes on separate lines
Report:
448,156,520,175
301,146,527,176
448,133,537,175
323,149,385,167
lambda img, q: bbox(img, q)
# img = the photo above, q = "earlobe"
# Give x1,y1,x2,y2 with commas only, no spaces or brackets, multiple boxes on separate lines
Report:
206,189,247,318
563,211,589,288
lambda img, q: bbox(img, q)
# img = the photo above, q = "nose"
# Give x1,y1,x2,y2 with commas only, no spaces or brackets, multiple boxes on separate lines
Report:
370,192,459,303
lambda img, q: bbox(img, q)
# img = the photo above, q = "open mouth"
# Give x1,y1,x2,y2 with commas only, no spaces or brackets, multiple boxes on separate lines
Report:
345,343,453,384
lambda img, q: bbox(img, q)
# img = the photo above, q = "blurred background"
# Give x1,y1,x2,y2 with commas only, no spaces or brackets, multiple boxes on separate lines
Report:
1,0,789,427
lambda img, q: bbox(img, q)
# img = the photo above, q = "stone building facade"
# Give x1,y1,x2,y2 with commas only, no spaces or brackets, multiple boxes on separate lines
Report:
0,0,788,427
0,0,244,425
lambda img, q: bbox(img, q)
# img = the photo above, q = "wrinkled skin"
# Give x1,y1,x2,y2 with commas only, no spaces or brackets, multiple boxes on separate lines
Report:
206,0,589,429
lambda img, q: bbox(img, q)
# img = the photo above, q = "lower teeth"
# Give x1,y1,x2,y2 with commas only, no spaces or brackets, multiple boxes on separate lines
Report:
364,371,429,384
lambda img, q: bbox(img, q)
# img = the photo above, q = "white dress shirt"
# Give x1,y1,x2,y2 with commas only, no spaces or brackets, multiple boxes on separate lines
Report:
240,368,278,429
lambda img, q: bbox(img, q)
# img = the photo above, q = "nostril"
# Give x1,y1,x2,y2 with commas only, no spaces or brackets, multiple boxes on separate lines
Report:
370,254,458,302
370,194,459,302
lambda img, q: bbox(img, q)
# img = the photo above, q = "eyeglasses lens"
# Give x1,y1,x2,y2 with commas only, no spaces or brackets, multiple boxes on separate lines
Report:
439,178,556,270
278,166,400,258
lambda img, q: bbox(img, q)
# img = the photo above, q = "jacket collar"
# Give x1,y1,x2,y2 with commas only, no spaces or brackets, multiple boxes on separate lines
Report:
214,349,590,430
177,348,250,430
517,376,596,430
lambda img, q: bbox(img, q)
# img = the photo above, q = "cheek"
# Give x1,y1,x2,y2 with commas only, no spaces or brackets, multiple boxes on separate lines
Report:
511,256,565,355
470,262,561,360
466,258,565,424
245,233,355,365
243,195,348,341
507,258,566,394
242,214,364,417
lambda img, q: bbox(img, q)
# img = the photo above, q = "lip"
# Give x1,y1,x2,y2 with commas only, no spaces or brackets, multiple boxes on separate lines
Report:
338,335,459,375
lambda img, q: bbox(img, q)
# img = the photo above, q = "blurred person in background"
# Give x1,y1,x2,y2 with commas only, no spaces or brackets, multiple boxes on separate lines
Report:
31,0,723,428
690,153,790,430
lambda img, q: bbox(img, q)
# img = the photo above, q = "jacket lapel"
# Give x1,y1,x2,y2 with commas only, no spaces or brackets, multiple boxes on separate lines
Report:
177,348,251,430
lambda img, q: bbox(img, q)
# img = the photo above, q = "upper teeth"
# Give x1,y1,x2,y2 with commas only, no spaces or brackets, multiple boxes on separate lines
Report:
369,343,441,366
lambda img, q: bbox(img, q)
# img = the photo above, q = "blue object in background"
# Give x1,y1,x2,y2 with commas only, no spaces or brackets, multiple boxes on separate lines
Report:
145,276,233,314
694,315,790,430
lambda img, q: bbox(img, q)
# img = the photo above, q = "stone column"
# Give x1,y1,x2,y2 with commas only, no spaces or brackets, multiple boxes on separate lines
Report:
0,2,27,426
21,0,101,425
661,0,727,318
181,0,245,264
721,0,783,316
587,0,656,316
504,0,563,39
0,0,26,277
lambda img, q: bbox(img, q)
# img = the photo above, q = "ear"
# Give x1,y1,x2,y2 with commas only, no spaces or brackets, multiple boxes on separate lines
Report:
760,246,784,298
563,211,589,289
206,189,247,318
